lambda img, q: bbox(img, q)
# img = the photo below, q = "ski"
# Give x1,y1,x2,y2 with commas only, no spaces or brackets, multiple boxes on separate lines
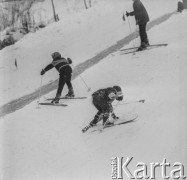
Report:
122,43,168,54
91,117,137,133
46,97,87,100
120,43,168,51
39,102,68,107
82,125,91,133
82,115,138,133
123,46,168,54
103,118,135,129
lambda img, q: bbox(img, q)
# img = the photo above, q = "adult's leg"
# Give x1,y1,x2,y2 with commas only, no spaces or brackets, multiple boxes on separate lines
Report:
139,23,148,46
139,24,144,46
144,23,149,45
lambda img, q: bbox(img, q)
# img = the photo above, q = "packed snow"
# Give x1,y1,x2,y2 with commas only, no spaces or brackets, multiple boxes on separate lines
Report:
0,0,176,106
0,0,187,180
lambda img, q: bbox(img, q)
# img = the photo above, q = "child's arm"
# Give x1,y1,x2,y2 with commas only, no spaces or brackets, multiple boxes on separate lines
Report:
41,63,54,75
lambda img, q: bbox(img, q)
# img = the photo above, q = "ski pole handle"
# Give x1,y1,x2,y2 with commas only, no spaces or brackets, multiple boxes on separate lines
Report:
126,15,136,54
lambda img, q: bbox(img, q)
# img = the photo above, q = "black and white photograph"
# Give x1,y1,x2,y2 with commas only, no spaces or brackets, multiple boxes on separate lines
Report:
0,0,187,179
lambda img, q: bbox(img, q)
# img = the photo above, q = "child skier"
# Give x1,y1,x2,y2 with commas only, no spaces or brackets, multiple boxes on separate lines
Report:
82,86,123,133
41,52,74,104
126,0,150,51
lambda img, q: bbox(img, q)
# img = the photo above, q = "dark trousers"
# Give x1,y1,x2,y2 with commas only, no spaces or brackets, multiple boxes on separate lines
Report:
56,73,72,97
90,97,113,126
139,23,148,45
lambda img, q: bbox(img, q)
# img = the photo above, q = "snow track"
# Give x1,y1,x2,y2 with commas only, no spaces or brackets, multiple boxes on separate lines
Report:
0,12,175,117
0,1,186,180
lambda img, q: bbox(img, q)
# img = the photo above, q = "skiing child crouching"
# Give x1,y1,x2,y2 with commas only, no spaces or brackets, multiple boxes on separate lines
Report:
41,52,74,104
82,86,123,133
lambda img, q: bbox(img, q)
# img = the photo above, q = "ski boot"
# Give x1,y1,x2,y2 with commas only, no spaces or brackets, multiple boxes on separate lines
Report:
144,39,150,47
65,88,75,98
145,42,150,47
82,125,92,133
82,115,100,133
104,121,114,127
137,42,147,51
51,95,60,104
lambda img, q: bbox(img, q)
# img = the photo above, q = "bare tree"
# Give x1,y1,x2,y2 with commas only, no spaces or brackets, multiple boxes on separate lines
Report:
10,2,20,30
21,10,32,33
0,0,36,31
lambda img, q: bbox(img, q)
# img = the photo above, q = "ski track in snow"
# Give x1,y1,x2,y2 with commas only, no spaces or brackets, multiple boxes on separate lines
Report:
0,1,187,180
0,12,175,117
0,0,177,107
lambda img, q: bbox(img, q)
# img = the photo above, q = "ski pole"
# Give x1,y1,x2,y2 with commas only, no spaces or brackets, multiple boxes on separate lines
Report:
102,99,145,129
79,74,91,92
36,76,43,108
126,14,136,54
72,64,91,92
119,99,145,105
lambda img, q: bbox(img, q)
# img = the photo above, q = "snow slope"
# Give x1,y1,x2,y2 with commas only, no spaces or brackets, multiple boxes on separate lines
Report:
0,9,187,180
0,0,176,106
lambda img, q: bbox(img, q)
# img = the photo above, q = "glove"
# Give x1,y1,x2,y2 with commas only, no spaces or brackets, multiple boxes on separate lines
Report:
67,58,72,64
40,69,45,75
116,95,123,101
111,113,119,120
126,11,130,17
108,92,116,100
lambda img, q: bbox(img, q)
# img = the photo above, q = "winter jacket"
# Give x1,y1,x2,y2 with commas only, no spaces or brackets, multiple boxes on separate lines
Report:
44,57,72,74
92,87,120,104
129,0,149,25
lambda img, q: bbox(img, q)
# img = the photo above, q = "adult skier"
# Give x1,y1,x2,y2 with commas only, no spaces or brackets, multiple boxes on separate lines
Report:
126,0,150,51
82,86,123,133
41,52,74,104
177,0,187,12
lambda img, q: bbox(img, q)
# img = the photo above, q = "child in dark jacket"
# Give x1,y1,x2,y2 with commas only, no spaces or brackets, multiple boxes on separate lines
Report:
82,86,123,133
126,0,150,51
41,52,74,104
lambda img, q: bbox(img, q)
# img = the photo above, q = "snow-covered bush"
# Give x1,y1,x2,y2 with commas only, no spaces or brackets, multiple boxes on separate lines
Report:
0,35,15,50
